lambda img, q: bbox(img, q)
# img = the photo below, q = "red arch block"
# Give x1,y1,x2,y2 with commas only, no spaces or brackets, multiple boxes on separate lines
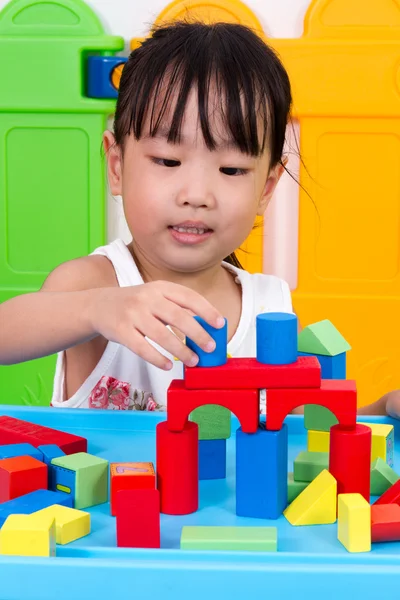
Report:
266,380,357,431
167,380,259,433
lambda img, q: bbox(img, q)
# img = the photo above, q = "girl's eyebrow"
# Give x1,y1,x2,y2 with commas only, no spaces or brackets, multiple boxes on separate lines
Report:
143,127,242,152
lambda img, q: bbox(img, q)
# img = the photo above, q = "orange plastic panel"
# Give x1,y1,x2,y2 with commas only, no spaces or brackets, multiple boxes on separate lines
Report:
268,0,400,406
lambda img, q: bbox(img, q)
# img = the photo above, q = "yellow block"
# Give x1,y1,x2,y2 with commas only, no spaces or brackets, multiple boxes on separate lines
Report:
307,430,330,453
360,422,394,467
284,469,337,526
0,513,56,557
337,493,371,553
307,423,394,466
34,504,90,545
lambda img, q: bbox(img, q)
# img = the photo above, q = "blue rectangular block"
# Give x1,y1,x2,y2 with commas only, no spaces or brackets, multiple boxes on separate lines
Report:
236,423,288,519
199,439,226,480
298,351,346,379
0,443,43,462
37,444,65,466
49,463,76,497
38,444,66,486
0,489,73,527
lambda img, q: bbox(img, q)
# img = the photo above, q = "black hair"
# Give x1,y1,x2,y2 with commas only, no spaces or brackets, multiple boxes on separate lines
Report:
113,21,292,269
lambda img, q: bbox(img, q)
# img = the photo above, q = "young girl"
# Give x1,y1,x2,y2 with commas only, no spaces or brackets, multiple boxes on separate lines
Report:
0,21,398,414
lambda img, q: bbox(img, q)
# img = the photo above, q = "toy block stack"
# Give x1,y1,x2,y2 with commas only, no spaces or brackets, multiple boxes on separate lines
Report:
111,461,160,548
188,317,231,481
157,308,374,552
0,417,106,556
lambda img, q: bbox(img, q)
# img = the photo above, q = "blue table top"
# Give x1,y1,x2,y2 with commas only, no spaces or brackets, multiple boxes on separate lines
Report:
0,405,399,600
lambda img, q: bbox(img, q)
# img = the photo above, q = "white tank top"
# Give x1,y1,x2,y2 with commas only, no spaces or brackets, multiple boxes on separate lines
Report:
51,239,293,412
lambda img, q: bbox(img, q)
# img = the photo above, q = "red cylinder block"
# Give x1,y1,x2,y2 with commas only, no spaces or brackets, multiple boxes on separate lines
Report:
156,420,198,515
329,424,371,502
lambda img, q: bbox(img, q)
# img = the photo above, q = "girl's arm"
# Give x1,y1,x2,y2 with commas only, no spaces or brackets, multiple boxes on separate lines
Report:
0,257,111,366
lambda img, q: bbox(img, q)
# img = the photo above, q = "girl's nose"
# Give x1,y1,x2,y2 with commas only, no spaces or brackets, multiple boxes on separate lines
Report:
176,176,216,209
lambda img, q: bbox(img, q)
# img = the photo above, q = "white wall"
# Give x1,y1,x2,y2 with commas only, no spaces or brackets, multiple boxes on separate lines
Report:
0,0,312,285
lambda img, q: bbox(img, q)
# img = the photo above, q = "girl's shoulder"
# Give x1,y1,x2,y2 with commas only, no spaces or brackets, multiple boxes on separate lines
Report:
222,261,292,313
41,249,119,294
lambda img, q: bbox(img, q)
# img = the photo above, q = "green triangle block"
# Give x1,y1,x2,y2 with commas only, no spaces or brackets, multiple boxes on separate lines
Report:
370,457,399,496
298,320,351,357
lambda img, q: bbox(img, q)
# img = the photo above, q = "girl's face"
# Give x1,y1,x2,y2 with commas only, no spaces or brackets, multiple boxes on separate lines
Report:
104,88,284,274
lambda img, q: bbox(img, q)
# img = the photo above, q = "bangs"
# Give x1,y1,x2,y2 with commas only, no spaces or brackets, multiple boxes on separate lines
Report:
115,22,291,161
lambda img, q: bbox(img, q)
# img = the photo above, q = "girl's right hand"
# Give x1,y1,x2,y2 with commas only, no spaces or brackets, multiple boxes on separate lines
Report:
89,281,225,370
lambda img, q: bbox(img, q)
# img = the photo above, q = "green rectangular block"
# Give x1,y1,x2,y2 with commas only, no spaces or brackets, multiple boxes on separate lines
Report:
304,404,338,432
180,526,277,552
51,452,108,509
190,405,231,440
288,472,308,503
370,457,399,496
294,451,329,483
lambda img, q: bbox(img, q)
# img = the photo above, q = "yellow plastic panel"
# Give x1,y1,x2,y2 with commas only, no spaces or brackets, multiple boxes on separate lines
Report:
268,0,400,406
154,0,264,30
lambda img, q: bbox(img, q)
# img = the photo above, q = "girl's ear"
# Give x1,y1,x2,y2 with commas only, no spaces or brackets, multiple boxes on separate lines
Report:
103,131,123,196
256,155,288,216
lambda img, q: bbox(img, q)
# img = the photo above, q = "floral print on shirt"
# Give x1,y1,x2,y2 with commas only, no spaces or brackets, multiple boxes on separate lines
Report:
88,376,162,411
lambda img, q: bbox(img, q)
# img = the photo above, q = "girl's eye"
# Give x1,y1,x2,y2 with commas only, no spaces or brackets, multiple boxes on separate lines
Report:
220,167,248,176
152,158,180,168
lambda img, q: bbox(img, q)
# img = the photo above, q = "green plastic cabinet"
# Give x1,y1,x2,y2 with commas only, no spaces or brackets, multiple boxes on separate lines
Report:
0,0,123,405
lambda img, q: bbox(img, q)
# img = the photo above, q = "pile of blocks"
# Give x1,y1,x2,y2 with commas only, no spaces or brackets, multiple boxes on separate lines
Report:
157,315,400,552
1,313,400,555
0,417,102,556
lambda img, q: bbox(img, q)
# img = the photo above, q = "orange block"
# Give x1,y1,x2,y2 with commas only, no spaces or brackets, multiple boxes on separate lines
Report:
0,455,47,502
110,462,155,516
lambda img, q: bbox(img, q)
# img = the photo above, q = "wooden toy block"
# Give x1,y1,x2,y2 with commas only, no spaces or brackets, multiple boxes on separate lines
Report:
283,469,337,526
110,462,155,516
304,405,337,432
360,422,394,468
0,455,47,502
373,478,400,507
288,473,308,503
307,430,330,452
180,526,277,552
266,380,357,431
329,424,371,502
156,421,198,515
256,312,298,365
167,380,259,434
298,351,346,379
236,424,288,520
0,513,56,557
184,356,321,391
0,416,87,455
298,319,351,357
371,504,400,543
337,493,371,553
33,504,90,545
38,444,66,487
370,458,399,496
199,439,226,480
0,443,43,461
50,452,108,509
186,316,228,367
37,444,65,466
190,405,231,440
0,489,73,527
293,451,329,483
116,489,160,548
